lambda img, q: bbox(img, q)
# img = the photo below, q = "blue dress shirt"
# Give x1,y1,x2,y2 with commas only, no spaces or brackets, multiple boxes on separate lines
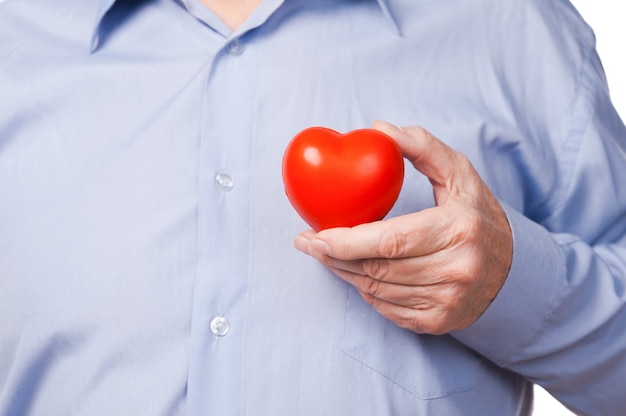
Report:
2,0,626,414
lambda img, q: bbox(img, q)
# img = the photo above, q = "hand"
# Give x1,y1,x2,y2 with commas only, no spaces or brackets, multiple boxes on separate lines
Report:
294,121,513,335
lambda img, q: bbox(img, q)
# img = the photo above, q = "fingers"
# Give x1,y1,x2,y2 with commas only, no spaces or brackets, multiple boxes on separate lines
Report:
359,292,473,335
296,244,452,288
372,120,467,190
296,208,456,262
328,264,473,335
328,262,452,307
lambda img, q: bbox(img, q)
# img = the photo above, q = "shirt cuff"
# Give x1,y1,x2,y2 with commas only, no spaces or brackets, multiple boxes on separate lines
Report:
452,202,563,367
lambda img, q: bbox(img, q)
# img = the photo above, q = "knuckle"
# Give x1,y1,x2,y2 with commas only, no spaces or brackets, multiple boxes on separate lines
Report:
362,258,391,281
416,310,450,335
360,276,383,297
447,255,480,285
405,315,446,335
465,257,483,281
377,228,408,258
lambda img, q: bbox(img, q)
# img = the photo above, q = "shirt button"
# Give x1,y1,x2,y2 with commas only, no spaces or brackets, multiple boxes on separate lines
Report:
215,172,234,191
226,38,244,56
210,316,230,337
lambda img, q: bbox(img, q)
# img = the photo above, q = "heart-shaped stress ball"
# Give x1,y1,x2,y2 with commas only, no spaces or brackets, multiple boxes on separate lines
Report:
282,127,404,231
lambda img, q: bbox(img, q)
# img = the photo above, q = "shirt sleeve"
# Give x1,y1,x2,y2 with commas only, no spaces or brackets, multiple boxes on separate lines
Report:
453,34,626,416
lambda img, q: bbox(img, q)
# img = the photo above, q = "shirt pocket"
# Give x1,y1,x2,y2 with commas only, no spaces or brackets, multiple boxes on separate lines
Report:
340,287,483,400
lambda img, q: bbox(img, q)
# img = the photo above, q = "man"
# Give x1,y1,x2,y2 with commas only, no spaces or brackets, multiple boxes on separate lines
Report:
1,0,625,414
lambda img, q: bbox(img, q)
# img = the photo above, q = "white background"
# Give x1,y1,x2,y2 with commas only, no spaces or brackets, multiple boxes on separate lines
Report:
533,1,625,415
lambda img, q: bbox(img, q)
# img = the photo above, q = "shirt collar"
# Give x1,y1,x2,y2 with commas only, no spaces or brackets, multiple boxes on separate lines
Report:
91,0,118,51
90,0,401,52
376,0,401,35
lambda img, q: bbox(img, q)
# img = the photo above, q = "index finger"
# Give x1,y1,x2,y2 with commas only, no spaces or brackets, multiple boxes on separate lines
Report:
314,207,453,261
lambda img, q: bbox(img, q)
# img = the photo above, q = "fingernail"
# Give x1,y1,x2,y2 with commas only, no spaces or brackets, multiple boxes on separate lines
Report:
375,120,402,132
310,239,331,256
294,234,311,253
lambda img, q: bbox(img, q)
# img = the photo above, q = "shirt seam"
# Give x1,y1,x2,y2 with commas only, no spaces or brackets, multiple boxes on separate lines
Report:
533,28,596,223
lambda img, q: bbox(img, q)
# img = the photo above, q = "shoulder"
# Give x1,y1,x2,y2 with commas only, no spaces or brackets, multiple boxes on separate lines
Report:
388,0,594,46
0,0,98,53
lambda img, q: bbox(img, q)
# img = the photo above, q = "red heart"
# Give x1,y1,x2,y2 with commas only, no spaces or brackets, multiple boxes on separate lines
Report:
282,127,404,231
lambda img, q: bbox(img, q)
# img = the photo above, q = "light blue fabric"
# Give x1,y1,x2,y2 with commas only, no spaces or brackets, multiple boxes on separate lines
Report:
1,0,625,414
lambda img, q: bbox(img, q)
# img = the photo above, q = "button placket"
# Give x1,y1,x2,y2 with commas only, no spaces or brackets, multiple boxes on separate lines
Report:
187,24,257,415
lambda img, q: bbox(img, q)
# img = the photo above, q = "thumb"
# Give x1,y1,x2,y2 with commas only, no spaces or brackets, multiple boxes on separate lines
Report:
372,120,468,191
